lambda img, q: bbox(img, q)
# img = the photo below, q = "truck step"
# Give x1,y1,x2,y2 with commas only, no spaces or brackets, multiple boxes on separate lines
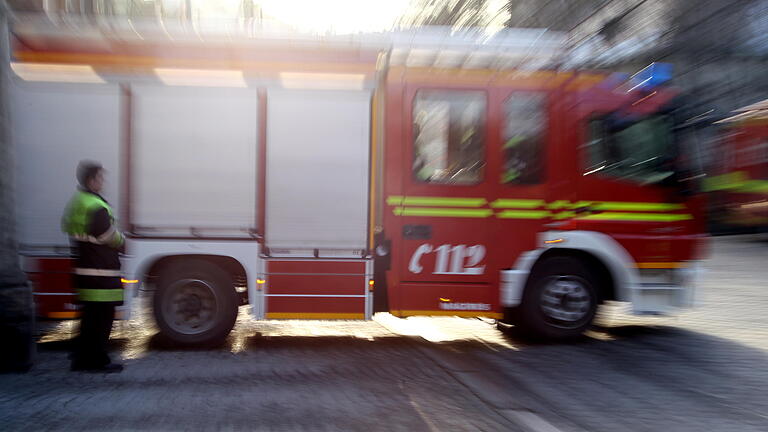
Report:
262,259,373,320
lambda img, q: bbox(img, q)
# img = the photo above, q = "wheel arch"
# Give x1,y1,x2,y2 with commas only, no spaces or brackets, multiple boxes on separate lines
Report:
135,254,249,305
511,230,639,305
149,253,245,284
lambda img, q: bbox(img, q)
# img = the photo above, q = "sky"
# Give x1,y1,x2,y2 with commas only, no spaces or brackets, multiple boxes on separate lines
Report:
185,0,508,34
256,0,412,33
183,0,412,33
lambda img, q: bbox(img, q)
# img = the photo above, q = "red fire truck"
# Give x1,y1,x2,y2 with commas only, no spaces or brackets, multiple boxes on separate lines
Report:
706,102,768,231
11,15,706,344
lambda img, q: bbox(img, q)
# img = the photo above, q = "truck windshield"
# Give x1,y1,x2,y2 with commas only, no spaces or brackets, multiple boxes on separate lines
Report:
585,114,674,184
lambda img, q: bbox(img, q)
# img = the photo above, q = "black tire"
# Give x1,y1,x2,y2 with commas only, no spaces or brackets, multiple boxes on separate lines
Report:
516,256,598,340
500,306,521,326
153,259,238,347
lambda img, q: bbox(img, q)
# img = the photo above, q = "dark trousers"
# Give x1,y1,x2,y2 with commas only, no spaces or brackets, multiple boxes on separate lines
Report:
72,302,115,367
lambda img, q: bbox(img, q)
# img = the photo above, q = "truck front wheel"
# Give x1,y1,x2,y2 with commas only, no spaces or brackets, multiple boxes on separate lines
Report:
516,257,598,340
153,259,238,347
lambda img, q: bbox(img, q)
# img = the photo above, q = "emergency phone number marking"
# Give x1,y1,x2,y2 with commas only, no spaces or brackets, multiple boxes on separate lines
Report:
409,244,486,275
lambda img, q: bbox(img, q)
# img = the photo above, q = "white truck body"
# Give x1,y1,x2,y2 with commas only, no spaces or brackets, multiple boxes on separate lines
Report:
12,82,121,254
12,74,374,325
265,89,371,253
130,85,260,238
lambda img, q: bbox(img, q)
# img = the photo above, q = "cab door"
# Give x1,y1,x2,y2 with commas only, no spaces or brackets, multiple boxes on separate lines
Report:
573,91,690,265
391,87,496,315
491,88,554,270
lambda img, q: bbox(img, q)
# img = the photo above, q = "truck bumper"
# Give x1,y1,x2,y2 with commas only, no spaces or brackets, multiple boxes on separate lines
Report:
500,269,529,307
630,264,700,315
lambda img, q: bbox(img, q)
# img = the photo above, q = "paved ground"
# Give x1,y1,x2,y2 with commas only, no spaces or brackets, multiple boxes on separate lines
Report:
1,235,766,431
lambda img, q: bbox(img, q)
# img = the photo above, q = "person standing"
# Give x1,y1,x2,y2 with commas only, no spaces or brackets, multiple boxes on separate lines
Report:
61,161,125,372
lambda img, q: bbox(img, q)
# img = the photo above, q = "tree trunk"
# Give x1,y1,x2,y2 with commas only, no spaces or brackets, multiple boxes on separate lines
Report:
0,4,35,373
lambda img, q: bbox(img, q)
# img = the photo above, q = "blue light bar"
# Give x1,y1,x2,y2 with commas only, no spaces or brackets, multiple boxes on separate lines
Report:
627,62,672,92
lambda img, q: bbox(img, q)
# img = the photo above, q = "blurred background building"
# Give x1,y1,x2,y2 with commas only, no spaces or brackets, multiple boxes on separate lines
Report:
8,0,768,117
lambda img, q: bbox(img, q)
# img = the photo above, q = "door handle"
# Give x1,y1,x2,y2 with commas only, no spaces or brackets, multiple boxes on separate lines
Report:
403,224,432,240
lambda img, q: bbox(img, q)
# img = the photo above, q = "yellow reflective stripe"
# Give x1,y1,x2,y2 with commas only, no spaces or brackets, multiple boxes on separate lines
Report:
591,202,685,211
401,196,487,207
396,310,504,319
78,288,123,302
393,207,492,218
635,262,688,269
391,208,693,220
569,201,685,211
703,171,747,191
552,211,576,220
741,180,768,193
393,207,557,219
496,210,551,219
546,200,571,209
578,212,693,222
387,197,691,219
702,172,768,193
266,313,364,320
490,199,544,209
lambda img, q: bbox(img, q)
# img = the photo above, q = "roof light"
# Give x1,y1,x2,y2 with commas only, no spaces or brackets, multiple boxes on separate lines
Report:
279,72,365,90
154,68,247,87
626,62,671,93
11,62,105,83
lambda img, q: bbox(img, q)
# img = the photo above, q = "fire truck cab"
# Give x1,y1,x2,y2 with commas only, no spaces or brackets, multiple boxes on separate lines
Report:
380,62,705,338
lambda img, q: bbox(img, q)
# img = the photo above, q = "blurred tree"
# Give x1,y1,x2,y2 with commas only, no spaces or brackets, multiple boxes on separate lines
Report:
0,2,34,373
498,1,768,121
397,0,494,28
504,0,613,31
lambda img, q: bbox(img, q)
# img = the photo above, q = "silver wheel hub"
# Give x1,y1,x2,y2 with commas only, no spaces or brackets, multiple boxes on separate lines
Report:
164,279,218,335
540,276,591,325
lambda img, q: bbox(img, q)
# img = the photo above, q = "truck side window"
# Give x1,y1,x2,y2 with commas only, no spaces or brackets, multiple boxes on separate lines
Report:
585,119,607,175
502,92,546,184
585,114,675,184
412,90,485,185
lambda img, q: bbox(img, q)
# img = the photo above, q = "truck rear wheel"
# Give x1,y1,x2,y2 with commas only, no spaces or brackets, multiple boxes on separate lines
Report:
153,259,238,347
516,257,598,340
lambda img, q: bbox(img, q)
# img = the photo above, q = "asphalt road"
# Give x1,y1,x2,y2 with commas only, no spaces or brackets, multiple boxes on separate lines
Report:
1,235,766,431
